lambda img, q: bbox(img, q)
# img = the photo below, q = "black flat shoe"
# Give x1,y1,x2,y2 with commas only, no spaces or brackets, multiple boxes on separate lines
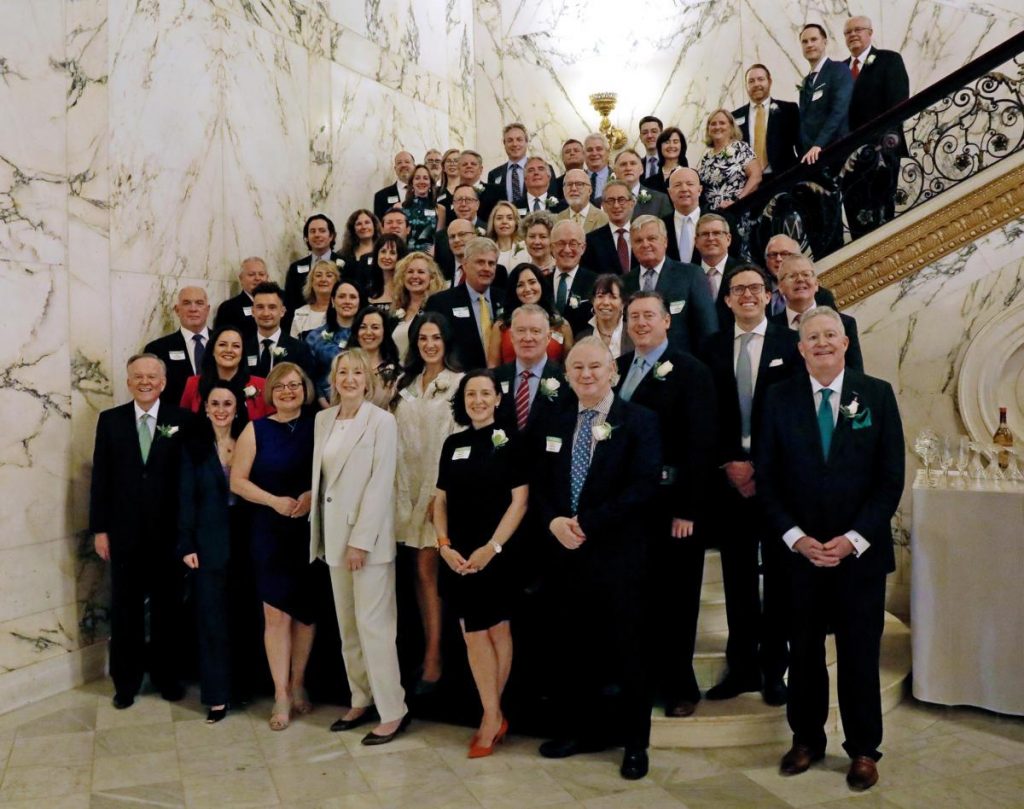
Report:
112,693,135,710
160,684,185,702
705,675,761,701
206,706,228,724
763,680,788,706
538,738,608,759
330,708,377,732
620,748,649,780
360,713,411,746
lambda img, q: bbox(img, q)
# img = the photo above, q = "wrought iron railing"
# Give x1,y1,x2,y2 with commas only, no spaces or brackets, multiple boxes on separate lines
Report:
729,30,1024,263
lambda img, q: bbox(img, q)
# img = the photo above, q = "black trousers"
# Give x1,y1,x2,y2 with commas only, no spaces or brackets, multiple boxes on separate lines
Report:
786,559,886,760
192,568,230,706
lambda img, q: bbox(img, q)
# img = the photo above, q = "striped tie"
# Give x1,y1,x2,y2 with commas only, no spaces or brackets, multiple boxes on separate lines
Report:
515,370,532,431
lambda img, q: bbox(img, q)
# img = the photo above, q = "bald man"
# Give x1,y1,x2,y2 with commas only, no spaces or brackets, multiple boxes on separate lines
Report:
145,286,211,406
373,150,416,219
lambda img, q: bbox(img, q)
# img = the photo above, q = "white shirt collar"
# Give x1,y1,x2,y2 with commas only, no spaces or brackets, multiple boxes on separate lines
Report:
258,327,282,343
810,368,845,396
556,265,579,282
134,399,160,420
574,203,592,218
734,317,768,339
515,355,547,377
640,258,666,275
179,325,209,341
701,256,727,273
675,208,700,224
509,157,528,170
608,221,630,236
753,95,773,109
853,45,873,66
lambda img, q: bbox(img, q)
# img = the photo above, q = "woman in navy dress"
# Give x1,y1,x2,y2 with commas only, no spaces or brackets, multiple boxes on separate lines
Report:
433,370,528,757
230,362,317,731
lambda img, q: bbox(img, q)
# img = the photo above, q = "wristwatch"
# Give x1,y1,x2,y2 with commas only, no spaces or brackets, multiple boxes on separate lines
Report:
490,540,503,554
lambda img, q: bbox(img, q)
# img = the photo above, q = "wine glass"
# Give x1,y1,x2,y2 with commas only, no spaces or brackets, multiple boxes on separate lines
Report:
982,445,1006,483
955,436,971,487
913,429,940,486
1007,448,1024,484
968,441,988,481
937,435,954,487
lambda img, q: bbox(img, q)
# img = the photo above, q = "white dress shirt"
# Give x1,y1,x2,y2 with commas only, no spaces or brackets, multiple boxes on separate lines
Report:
133,399,160,439
180,326,209,373
702,257,728,300
673,208,700,258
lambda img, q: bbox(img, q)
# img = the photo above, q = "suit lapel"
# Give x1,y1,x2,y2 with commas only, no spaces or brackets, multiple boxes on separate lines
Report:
826,372,858,464
325,404,372,491
579,397,623,504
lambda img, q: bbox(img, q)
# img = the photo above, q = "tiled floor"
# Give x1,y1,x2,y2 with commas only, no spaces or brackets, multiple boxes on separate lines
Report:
1,682,1023,808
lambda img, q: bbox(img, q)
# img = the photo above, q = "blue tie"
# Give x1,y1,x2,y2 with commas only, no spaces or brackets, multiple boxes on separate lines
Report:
556,272,569,312
818,388,834,459
619,357,647,402
570,410,598,513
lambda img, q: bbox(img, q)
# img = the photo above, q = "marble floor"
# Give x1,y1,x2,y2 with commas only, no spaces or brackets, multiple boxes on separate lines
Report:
1,682,1023,809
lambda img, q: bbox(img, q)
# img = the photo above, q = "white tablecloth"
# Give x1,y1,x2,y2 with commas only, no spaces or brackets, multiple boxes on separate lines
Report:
911,471,1024,715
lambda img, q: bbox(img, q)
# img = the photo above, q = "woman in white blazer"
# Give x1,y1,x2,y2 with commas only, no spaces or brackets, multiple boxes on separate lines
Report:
309,348,409,745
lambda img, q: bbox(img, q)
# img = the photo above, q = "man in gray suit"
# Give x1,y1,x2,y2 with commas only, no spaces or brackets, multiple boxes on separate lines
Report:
613,149,672,219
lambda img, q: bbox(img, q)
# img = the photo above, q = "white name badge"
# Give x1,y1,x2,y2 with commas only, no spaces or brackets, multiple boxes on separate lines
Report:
297,262,311,274
545,436,563,453
452,446,471,461
551,330,564,344
501,380,510,394
735,116,746,125
168,350,187,361
518,208,528,216
769,357,784,367
812,89,824,102
425,209,436,218
247,355,258,366
669,300,685,314
242,306,252,316
399,387,416,402
387,195,399,204
452,306,471,318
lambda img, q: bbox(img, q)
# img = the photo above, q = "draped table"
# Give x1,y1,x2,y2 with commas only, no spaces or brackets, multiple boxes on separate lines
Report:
911,470,1024,715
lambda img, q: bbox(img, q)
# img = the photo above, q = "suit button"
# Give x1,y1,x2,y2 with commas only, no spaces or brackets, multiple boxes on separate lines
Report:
326,496,332,503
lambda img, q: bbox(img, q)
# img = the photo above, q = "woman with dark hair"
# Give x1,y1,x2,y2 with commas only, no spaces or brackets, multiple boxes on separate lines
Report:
389,252,446,363
433,369,528,757
402,164,446,253
179,382,251,723
180,325,273,420
393,312,463,694
304,280,369,408
574,273,633,358
485,263,573,368
642,126,689,194
351,305,402,408
339,209,381,267
367,233,408,309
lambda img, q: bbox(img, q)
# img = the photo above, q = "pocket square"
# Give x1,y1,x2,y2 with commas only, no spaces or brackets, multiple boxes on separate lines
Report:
769,358,784,367
851,411,873,430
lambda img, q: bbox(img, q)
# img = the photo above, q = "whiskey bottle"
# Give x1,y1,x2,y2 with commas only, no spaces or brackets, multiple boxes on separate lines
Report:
993,407,1013,470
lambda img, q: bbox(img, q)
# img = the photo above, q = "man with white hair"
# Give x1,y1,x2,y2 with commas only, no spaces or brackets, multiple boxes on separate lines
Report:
215,257,269,341
555,170,610,234
762,234,836,317
583,132,612,203
550,219,597,335
144,286,210,406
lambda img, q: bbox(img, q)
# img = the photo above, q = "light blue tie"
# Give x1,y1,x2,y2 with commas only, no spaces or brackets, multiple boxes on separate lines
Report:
736,333,754,440
619,357,648,402
570,410,598,513
818,388,834,459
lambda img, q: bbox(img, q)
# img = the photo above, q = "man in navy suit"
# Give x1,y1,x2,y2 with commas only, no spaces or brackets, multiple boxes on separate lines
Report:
521,155,564,215
283,214,347,317
732,64,801,179
797,24,853,165
482,123,532,217
534,337,661,781
550,220,598,336
144,286,210,407
215,257,269,342
696,213,742,329
663,168,703,264
583,180,640,275
757,306,904,791
552,139,585,202
842,16,910,236
245,282,314,378
638,116,663,179
623,215,717,355
372,151,415,219
90,354,189,708
699,265,800,706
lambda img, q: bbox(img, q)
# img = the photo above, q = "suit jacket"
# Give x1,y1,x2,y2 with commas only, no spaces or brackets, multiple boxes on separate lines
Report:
845,48,910,156
708,255,743,329
632,187,673,219
663,212,702,264
432,222,493,283
623,259,718,355
699,323,800,465
555,206,609,234
214,292,258,342
177,439,231,568
423,284,502,371
755,368,905,574
309,403,398,566
732,98,801,176
583,225,639,275
552,266,597,336
799,58,853,152
532,396,661,585
768,309,864,372
614,347,717,523
145,330,204,408
481,161,557,216
284,251,352,315
90,402,188,554
244,333,314,379
373,182,401,219
494,359,572,446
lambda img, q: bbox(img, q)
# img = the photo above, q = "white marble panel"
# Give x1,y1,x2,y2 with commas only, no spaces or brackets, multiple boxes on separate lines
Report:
0,0,67,266
210,0,329,56
0,603,87,673
0,538,80,625
446,0,476,147
328,0,369,38
309,55,334,210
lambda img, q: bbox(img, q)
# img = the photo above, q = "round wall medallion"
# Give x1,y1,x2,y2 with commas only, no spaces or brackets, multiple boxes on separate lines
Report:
957,303,1024,443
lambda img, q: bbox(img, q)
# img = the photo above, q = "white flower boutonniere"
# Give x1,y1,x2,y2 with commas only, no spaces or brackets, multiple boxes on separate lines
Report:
491,428,509,449
841,397,859,418
433,377,450,394
476,226,486,236
865,54,876,67
156,425,179,438
841,393,873,429
243,385,257,399
653,360,673,380
770,102,779,112
545,195,559,209
335,257,345,268
392,307,406,320
539,377,560,400
322,330,334,341
473,182,485,193
592,422,614,442
271,346,287,358
568,294,581,309
637,189,652,204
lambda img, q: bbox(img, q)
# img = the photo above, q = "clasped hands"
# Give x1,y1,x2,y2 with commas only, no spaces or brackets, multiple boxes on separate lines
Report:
793,535,855,567
270,491,311,519
441,544,495,575
724,461,756,498
550,516,586,550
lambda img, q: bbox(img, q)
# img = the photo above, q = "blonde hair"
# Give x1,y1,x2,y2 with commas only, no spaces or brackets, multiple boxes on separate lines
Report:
703,108,744,146
328,348,379,406
391,252,445,310
301,260,341,304
264,362,315,406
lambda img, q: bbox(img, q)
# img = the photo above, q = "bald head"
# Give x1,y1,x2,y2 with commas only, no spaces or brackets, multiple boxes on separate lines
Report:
551,219,586,272
764,234,802,279
668,167,702,215
174,286,210,332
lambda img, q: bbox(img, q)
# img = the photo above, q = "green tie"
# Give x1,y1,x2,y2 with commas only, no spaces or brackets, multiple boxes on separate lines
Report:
817,389,833,459
138,414,152,463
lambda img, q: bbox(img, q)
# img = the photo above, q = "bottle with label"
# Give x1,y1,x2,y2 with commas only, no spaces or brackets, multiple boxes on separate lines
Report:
993,407,1013,469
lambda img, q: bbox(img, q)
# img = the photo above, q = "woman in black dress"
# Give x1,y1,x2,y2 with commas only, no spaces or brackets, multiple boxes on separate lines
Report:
432,370,528,758
641,125,688,194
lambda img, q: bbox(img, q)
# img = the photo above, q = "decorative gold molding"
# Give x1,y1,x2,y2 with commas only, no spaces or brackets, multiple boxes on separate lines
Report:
822,163,1024,307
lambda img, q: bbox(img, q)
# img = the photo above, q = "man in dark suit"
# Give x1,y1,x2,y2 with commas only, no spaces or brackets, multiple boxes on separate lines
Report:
842,16,910,237
583,132,613,205
520,155,564,216
797,24,854,165
90,354,189,708
284,214,347,316
424,237,503,371
612,150,672,219
695,213,742,329
246,282,314,378
770,255,863,371
663,168,703,263
616,291,717,718
372,150,415,219
215,257,269,342
732,64,801,179
757,306,904,791
534,337,661,780
763,235,838,316
481,122,530,217
699,265,800,706
549,220,597,336
623,215,717,355
639,116,663,179
144,286,210,407
434,186,487,279
551,138,585,202
583,180,640,275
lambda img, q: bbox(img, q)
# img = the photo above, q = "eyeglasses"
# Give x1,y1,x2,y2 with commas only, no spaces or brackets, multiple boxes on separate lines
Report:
563,181,590,188
453,197,476,204
603,196,633,206
552,240,584,250
728,283,766,296
844,26,871,34
272,382,304,392
697,229,729,239
765,250,796,260
780,271,815,282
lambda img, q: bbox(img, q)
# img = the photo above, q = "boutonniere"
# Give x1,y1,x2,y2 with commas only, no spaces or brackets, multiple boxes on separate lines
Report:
156,425,179,438
653,360,673,380
592,422,614,442
545,195,559,209
433,377,450,394
491,428,509,449
335,258,345,268
721,145,735,158
568,294,581,309
392,307,406,320
473,182,485,193
770,102,779,112
243,385,257,399
865,54,876,66
322,330,334,341
841,394,873,429
539,377,560,400
608,171,617,181
271,346,287,358
637,189,651,204
796,82,805,93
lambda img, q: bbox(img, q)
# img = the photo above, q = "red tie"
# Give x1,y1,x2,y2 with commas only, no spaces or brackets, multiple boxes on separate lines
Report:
616,228,629,273
851,58,860,79
456,266,464,286
515,370,532,431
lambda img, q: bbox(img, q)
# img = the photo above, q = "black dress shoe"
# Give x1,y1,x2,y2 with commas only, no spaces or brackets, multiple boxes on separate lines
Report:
160,685,185,702
111,693,135,710
330,708,377,732
360,713,411,746
538,738,608,759
664,699,698,718
705,675,761,701
762,680,788,706
620,748,649,780
205,706,228,724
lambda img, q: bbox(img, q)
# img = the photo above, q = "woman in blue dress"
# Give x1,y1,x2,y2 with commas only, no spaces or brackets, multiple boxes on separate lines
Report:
304,279,368,408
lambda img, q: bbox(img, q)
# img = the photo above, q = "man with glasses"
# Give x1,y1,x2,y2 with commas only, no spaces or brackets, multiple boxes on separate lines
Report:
694,213,742,328
699,265,799,707
550,220,597,336
582,180,639,275
438,216,508,288
434,185,488,281
763,235,836,316
552,138,585,202
555,169,609,234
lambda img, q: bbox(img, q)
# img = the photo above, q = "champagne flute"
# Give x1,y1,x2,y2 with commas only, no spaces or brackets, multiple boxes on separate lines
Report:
938,435,953,487
956,436,970,487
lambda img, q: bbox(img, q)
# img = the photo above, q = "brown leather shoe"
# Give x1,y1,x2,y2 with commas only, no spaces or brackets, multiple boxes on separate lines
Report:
664,699,697,718
779,744,824,775
846,756,878,790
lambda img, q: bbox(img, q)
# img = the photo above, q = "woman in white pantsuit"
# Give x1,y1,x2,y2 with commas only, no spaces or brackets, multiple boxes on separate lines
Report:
310,348,409,745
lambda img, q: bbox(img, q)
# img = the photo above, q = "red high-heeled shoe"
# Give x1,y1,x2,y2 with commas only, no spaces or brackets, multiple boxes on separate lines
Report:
468,718,508,758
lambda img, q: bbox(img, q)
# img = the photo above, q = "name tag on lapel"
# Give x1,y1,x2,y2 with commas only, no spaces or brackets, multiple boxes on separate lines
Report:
500,380,510,394
812,89,824,102
168,350,187,361
545,436,563,453
297,262,311,274
452,306,471,319
247,355,258,366
387,195,399,204
518,208,528,216
669,300,685,314
551,331,564,344
242,306,252,316
769,357,784,367
735,116,746,126
452,446,471,461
